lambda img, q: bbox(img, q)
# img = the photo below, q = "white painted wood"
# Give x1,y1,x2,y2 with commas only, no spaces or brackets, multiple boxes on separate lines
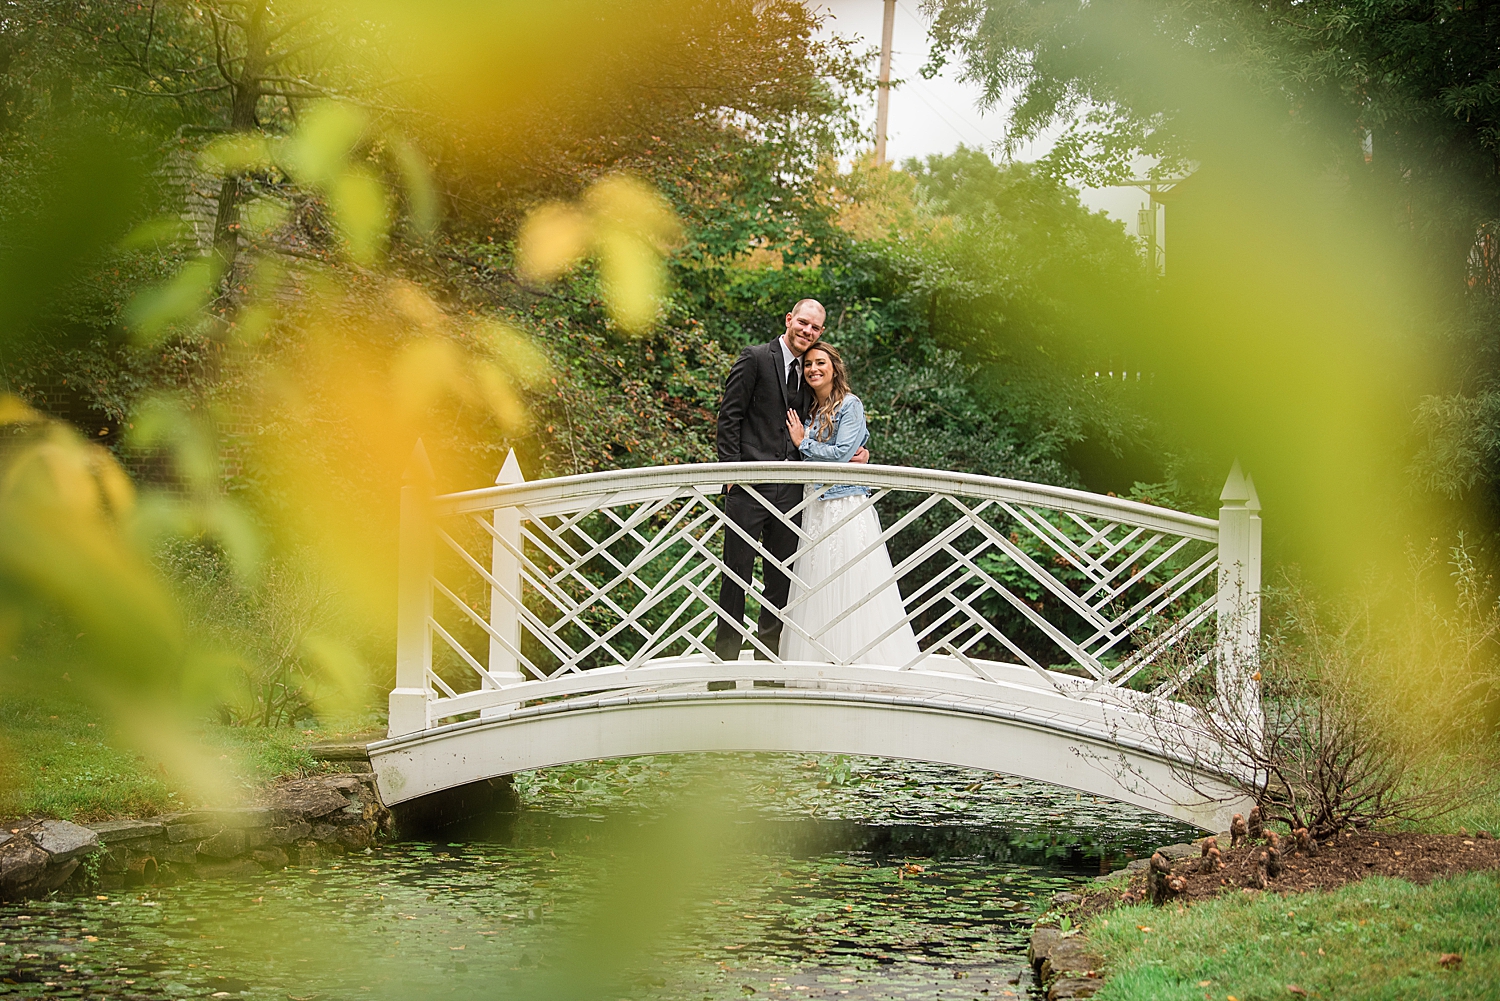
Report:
370,691,1253,830
384,458,1263,822
389,441,435,738
435,462,1219,539
487,449,525,683
1216,461,1263,728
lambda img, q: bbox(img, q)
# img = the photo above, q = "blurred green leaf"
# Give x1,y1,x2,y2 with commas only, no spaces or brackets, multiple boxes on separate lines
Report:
282,102,369,188
118,216,190,250
241,197,291,240
123,258,221,343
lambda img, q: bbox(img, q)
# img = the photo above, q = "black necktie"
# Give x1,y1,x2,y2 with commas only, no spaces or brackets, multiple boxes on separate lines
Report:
786,357,800,401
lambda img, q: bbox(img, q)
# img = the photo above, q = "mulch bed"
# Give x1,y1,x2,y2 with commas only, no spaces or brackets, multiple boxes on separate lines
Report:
1068,830,1500,922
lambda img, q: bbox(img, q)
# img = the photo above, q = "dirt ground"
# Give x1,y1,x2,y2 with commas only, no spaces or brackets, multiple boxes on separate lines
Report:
1072,830,1500,920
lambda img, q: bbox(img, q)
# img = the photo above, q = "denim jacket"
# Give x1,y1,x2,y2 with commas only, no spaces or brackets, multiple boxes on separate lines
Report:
798,394,871,499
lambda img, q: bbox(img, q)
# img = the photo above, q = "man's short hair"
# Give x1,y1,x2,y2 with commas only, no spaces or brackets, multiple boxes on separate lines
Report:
789,297,826,318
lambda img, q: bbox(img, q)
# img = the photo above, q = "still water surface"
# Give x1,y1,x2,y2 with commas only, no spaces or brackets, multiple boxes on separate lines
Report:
1,754,1195,1000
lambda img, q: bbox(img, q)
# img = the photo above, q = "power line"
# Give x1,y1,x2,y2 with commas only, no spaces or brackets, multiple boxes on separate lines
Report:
889,0,1000,152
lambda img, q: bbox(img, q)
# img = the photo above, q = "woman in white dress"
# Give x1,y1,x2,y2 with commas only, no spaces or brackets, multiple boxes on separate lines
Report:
781,344,922,667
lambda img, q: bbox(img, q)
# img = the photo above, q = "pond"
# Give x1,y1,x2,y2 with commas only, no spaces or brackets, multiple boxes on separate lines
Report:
0,754,1197,1001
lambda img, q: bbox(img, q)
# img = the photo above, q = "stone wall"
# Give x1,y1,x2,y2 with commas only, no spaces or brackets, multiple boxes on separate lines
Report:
1,774,391,902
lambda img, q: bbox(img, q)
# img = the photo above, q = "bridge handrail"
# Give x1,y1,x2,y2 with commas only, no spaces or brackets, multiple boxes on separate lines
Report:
433,461,1219,540
391,450,1262,742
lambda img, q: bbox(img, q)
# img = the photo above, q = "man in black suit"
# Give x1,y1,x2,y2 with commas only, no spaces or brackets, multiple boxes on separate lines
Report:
714,298,867,667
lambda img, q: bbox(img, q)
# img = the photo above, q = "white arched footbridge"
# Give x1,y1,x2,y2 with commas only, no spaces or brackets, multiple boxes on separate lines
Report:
370,454,1263,831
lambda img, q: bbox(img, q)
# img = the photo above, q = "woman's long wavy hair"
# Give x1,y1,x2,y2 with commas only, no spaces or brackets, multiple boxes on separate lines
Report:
804,343,850,442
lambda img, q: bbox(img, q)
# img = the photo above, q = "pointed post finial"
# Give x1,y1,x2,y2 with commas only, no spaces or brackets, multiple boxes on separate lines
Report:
404,439,434,485
496,448,525,486
1244,473,1261,513
1220,459,1250,504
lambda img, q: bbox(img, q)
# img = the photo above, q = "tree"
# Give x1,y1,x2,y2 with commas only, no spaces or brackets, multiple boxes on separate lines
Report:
921,0,1500,519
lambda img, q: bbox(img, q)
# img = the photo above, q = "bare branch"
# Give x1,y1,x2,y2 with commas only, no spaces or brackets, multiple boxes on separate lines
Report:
109,82,233,99
143,0,159,75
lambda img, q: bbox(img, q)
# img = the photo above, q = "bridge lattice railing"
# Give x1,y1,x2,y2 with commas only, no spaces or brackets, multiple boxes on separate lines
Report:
389,455,1260,736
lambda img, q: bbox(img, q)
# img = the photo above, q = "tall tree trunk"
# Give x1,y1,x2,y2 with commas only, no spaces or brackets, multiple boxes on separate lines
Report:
211,2,270,278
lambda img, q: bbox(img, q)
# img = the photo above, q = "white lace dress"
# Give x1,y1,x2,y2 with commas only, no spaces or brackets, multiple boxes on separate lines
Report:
781,396,922,667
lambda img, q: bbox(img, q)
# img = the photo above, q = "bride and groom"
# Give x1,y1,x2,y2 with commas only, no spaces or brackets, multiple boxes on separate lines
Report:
713,298,920,672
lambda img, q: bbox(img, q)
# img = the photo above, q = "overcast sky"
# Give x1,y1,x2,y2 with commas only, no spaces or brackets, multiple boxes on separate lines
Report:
811,0,1147,232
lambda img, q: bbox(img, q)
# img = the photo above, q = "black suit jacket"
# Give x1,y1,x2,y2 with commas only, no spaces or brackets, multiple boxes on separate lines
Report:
717,337,812,464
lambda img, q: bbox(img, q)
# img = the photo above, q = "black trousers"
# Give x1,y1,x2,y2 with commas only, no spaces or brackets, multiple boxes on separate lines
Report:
715,483,802,659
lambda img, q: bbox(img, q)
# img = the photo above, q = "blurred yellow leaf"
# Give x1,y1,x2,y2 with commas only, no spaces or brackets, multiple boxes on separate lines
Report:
587,173,681,250
4,431,131,522
331,167,391,265
518,202,590,281
389,281,447,329
300,633,368,719
597,226,667,333
200,134,275,175
475,320,551,387
474,361,528,432
392,337,465,422
92,451,137,518
0,395,41,424
519,174,681,333
390,137,440,240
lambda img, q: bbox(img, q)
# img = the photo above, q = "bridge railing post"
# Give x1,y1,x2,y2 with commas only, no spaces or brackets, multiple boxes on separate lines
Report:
1216,461,1263,726
487,449,525,683
389,441,435,738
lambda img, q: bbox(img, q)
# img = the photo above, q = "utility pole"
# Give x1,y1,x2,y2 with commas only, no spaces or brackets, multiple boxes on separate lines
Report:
875,0,896,165
1115,175,1191,275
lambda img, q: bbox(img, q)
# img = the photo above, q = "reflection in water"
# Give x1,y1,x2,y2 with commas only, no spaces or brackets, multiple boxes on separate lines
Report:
0,754,1197,1000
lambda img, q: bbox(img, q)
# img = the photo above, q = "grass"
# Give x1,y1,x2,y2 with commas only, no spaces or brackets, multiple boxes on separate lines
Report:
0,680,374,821
1087,872,1500,1000
1400,759,1500,836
